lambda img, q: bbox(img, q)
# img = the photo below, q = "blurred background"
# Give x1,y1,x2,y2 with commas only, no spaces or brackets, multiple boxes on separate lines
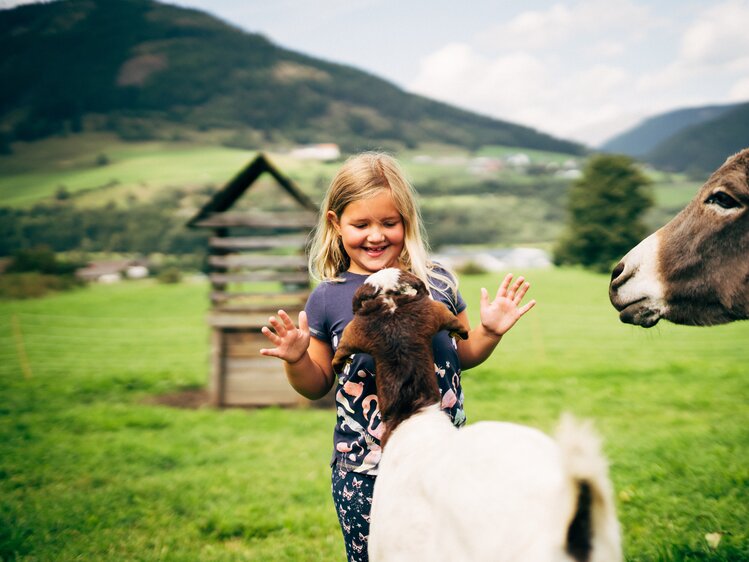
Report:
0,1,747,561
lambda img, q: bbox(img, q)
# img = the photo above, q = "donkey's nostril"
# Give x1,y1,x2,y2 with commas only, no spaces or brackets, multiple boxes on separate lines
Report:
611,262,625,281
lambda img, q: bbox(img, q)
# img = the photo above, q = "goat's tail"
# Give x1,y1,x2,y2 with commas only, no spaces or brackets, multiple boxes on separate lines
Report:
555,414,622,562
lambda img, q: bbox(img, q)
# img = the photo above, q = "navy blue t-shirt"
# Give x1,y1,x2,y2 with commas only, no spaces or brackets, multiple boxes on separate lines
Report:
306,269,467,475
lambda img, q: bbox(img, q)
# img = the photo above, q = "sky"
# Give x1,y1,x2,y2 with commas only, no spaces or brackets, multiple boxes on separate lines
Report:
4,0,749,146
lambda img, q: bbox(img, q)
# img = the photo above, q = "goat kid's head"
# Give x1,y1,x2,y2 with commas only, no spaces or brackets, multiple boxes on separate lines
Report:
352,268,431,316
332,267,468,373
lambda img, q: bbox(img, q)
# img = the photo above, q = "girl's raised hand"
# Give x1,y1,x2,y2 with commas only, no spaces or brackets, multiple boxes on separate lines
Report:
479,273,536,338
260,310,310,364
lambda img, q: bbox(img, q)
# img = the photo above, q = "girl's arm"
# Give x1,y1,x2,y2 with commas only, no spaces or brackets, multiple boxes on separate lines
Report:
260,310,336,400
456,274,536,370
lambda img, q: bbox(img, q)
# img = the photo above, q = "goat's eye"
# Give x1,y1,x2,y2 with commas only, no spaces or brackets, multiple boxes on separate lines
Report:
705,191,740,210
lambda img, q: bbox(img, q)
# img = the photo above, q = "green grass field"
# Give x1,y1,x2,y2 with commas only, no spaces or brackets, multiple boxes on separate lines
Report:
0,134,702,214
1,268,748,561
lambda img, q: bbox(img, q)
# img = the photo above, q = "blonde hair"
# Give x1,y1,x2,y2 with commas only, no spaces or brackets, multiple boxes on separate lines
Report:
308,152,458,301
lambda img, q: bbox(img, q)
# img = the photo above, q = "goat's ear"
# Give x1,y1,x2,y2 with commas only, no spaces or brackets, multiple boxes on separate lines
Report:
352,283,380,314
399,271,429,298
431,301,469,340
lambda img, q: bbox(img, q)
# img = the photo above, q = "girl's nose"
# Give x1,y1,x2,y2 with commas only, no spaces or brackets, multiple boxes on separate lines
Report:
367,227,385,242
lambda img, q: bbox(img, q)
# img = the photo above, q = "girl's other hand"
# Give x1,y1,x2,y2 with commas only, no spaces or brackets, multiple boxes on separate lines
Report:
260,310,310,364
480,273,536,337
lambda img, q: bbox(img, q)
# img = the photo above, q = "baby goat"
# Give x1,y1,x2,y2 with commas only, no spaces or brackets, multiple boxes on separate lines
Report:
332,268,621,562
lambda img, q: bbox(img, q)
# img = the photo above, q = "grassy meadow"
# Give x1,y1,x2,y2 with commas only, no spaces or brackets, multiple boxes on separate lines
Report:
0,134,702,214
1,268,748,561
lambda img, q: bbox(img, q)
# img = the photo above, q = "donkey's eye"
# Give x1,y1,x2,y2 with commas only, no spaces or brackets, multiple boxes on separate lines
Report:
705,191,740,210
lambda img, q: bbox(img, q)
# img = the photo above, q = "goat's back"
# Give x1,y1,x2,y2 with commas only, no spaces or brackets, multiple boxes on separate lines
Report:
369,411,620,562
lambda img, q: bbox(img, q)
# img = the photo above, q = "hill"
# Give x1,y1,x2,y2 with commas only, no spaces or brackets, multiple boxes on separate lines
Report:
644,102,749,174
0,0,582,155
599,103,738,157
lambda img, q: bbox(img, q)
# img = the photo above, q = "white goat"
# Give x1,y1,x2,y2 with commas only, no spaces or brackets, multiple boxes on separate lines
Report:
332,268,621,562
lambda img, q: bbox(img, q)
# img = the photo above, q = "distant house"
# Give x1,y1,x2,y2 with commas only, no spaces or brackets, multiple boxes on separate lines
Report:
506,153,531,168
468,156,503,175
76,259,149,283
290,143,341,161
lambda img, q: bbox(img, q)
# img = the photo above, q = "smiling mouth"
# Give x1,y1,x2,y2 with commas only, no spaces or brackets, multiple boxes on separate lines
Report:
363,245,388,256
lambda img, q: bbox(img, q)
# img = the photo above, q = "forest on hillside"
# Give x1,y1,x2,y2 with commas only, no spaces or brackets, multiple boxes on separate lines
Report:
0,0,582,156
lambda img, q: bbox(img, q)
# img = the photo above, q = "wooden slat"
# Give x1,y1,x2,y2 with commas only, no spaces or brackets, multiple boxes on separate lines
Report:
194,212,317,229
209,235,308,250
209,308,304,328
210,290,310,303
225,331,266,358
209,271,309,285
208,255,307,269
215,303,303,314
223,358,300,406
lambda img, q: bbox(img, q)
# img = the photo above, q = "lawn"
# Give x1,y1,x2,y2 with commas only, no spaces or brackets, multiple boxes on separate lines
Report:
0,134,255,207
1,268,747,561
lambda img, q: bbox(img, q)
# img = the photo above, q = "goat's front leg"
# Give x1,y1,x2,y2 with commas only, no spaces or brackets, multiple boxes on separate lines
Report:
431,301,469,340
331,317,367,374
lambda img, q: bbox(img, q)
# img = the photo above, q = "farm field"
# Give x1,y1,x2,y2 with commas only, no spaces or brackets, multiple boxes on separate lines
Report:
1,268,748,561
0,134,702,212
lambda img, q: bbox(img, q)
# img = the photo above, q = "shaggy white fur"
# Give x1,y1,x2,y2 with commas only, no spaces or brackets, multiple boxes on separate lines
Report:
369,407,621,562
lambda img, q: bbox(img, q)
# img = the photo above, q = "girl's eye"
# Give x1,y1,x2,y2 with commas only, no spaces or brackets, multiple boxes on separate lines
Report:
705,191,740,210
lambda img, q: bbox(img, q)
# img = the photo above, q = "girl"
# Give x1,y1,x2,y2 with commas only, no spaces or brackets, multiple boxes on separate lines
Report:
260,152,535,561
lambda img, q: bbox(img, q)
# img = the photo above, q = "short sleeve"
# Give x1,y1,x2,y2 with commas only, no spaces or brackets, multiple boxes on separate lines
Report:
454,288,467,315
305,284,329,343
430,264,466,315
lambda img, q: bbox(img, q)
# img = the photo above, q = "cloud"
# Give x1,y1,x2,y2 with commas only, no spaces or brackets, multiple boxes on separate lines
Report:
409,0,749,145
729,77,749,101
636,1,749,105
408,41,631,144
476,0,656,54
680,0,749,67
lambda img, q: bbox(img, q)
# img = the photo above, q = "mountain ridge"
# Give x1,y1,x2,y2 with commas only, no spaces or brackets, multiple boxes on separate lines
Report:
600,101,749,174
599,103,739,156
0,0,583,155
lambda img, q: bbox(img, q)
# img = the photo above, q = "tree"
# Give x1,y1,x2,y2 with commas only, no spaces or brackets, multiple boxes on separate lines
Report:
554,154,654,272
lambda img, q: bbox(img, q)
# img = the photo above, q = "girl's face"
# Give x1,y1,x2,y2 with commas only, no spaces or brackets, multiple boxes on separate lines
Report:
329,190,405,275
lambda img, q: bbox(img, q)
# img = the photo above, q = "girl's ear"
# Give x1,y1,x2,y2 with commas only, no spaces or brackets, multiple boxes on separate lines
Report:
327,210,341,234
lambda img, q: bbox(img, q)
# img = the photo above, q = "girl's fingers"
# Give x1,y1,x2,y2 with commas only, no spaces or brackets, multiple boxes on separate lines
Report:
259,347,283,358
514,282,530,303
260,325,281,345
278,309,295,331
298,310,309,332
519,299,537,315
508,276,524,299
497,273,513,299
268,315,286,337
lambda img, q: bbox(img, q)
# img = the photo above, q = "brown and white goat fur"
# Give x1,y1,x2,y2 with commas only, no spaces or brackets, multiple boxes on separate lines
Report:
332,268,621,562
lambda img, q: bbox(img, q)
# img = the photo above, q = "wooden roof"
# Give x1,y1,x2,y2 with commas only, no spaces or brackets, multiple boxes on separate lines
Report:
187,153,318,229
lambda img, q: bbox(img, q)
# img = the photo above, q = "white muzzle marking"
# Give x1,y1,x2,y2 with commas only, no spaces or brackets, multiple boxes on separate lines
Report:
615,231,668,312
